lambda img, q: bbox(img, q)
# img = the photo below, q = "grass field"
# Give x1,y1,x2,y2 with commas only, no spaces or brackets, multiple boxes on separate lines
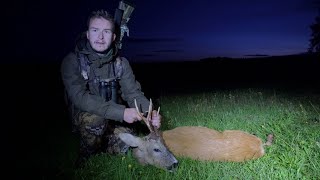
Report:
67,88,320,180
6,55,319,179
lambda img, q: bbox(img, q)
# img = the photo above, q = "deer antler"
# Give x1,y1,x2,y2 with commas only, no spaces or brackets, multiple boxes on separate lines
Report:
134,99,153,132
134,99,159,135
157,106,160,116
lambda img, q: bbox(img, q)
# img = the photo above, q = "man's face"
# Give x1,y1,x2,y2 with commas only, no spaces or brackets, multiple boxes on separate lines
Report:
87,17,116,52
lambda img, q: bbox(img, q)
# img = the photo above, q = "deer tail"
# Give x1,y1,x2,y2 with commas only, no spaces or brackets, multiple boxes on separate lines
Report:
263,134,274,146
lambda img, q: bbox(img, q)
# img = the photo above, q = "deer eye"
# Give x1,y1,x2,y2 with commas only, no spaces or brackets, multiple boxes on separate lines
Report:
153,148,161,152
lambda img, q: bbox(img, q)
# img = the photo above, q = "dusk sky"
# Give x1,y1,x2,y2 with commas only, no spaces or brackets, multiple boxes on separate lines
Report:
12,0,320,63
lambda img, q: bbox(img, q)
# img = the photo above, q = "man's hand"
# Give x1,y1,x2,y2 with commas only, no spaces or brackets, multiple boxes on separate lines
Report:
151,110,162,129
123,108,142,123
123,108,161,129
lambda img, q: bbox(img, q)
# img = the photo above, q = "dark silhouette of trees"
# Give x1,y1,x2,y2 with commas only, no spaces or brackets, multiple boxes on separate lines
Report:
309,10,320,53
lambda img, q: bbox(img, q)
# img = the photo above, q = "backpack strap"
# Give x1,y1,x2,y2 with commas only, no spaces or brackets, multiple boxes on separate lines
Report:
77,52,90,80
115,57,123,79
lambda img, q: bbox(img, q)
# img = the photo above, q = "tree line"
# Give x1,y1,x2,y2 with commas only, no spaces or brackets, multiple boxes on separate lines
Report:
309,9,320,54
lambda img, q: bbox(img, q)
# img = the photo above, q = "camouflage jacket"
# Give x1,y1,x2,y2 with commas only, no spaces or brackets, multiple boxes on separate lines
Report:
60,39,149,122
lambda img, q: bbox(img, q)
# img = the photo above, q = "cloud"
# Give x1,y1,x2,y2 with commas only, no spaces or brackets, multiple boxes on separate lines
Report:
135,54,157,57
153,49,183,53
126,37,183,43
133,49,183,57
244,54,270,57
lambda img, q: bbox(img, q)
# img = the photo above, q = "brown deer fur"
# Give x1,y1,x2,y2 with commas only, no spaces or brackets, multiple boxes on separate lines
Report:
162,126,272,162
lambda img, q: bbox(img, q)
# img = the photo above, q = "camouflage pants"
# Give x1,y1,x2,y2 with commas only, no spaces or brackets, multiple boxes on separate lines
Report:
75,112,107,160
74,112,132,165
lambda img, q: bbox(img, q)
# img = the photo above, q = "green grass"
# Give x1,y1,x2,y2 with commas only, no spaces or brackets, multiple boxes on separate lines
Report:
59,88,320,179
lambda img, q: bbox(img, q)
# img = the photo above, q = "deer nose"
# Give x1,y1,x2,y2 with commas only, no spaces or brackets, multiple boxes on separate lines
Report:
167,162,179,171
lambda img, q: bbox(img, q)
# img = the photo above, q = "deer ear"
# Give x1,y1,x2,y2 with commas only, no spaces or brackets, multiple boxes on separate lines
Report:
119,133,142,147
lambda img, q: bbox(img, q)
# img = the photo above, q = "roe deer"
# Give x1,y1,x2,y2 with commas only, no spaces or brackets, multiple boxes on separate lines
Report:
117,99,178,171
162,126,273,162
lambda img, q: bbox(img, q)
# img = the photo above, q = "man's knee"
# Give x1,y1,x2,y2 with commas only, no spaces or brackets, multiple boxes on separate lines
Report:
75,112,108,154
78,112,107,136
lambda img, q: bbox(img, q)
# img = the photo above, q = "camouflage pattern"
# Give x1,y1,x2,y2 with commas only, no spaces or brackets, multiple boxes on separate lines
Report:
74,112,132,166
106,126,133,154
75,112,107,165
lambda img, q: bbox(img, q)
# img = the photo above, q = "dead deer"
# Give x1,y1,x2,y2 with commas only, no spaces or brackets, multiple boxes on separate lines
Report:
117,99,178,171
162,126,273,162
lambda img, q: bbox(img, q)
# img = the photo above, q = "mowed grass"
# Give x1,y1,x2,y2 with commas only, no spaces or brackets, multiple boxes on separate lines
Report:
71,88,320,180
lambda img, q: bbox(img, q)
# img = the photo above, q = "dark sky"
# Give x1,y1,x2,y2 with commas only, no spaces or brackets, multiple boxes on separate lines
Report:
10,0,320,63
